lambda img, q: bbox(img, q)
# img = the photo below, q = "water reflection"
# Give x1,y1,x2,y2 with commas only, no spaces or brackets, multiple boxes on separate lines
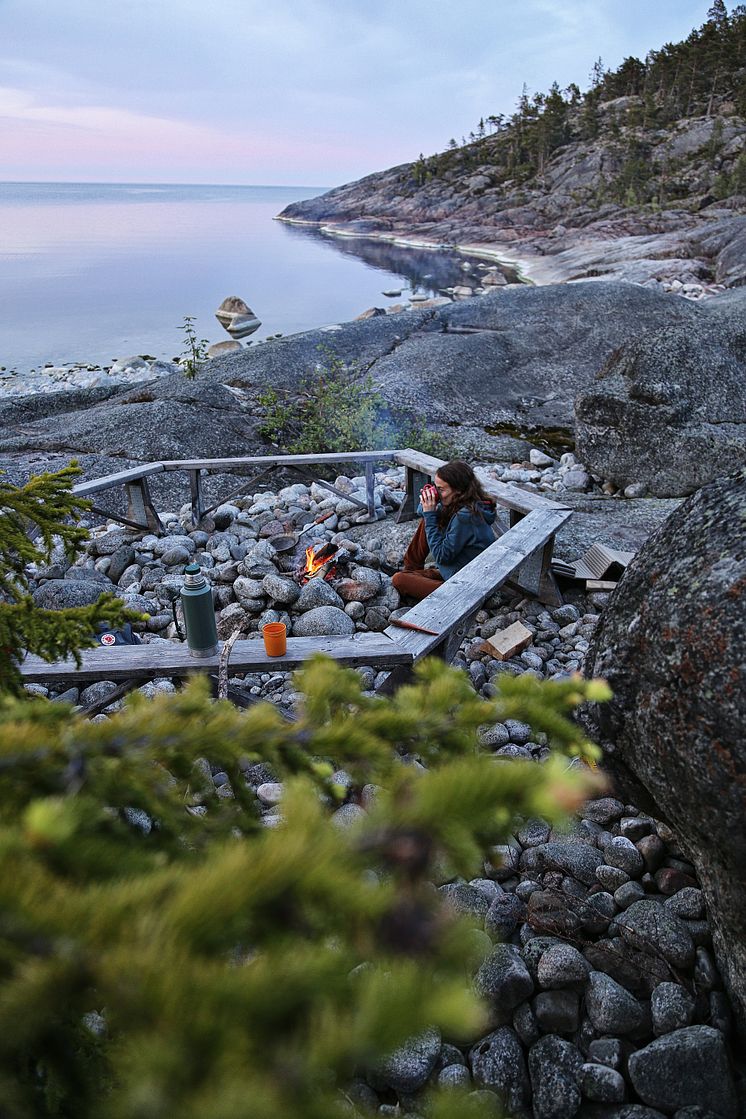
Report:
280,223,520,295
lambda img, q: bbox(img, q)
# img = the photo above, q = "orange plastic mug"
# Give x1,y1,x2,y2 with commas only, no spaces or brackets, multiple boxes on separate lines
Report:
262,622,287,656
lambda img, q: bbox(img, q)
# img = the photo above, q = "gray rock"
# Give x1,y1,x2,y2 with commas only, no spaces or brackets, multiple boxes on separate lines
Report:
79,680,119,708
468,1027,530,1114
437,1063,471,1089
650,982,695,1035
478,723,511,750
375,1028,441,1094
439,884,492,921
597,865,630,892
160,545,191,567
107,544,136,584
537,943,590,988
627,1027,737,1118
586,1038,626,1070
581,797,625,824
605,836,645,877
503,719,532,744
532,989,580,1033
517,818,551,847
294,578,345,612
528,1035,583,1119
586,971,645,1035
583,469,746,1007
484,891,525,940
576,290,746,496
614,881,646,909
577,1062,626,1103
531,841,604,885
665,888,704,920
261,573,301,605
292,606,355,636
617,901,695,970
474,944,534,1008
32,578,109,609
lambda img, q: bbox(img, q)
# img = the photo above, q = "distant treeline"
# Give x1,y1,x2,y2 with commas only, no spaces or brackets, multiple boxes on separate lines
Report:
409,1,746,200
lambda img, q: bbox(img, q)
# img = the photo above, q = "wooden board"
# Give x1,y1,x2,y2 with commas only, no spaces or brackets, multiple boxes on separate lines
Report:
585,579,619,592
384,507,572,661
392,449,569,516
18,634,412,684
73,463,165,496
159,451,399,472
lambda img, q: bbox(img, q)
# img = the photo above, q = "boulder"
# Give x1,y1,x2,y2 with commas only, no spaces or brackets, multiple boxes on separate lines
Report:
575,288,746,497
583,468,746,1029
32,578,110,610
627,1027,737,1118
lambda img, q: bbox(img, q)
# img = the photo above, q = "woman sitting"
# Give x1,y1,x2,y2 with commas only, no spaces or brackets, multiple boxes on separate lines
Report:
392,460,499,602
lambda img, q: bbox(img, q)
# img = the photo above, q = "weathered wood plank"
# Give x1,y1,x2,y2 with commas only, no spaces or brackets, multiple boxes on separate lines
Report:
392,449,569,516
73,463,165,496
159,451,399,472
383,507,572,661
18,634,412,684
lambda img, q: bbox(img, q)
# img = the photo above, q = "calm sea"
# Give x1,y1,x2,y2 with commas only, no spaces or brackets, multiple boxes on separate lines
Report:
0,182,494,377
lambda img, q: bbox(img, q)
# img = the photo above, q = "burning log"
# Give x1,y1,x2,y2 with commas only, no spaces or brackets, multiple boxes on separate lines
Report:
300,542,341,582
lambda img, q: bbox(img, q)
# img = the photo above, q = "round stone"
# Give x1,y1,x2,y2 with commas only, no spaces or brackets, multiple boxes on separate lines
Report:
577,1062,626,1103
475,944,534,1008
261,572,301,605
375,1028,441,1094
605,836,645,877
292,606,355,636
537,943,590,988
294,579,344,612
651,981,695,1035
485,891,525,939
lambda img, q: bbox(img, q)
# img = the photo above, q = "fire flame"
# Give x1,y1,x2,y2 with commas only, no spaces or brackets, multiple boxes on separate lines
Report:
302,543,339,581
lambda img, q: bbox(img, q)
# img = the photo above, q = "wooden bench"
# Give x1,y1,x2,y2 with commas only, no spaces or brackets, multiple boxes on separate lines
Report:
23,449,571,695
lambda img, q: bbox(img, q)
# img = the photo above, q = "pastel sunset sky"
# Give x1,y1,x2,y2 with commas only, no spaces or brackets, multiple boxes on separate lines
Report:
0,0,714,186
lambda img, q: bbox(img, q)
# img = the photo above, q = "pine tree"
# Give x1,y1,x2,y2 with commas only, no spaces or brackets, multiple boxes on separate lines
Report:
0,465,132,695
0,654,605,1118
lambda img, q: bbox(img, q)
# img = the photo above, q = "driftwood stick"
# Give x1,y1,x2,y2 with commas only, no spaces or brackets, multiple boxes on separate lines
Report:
388,618,440,636
217,629,242,699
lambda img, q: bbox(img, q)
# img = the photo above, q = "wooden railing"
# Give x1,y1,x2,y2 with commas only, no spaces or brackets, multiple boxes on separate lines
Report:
20,450,572,692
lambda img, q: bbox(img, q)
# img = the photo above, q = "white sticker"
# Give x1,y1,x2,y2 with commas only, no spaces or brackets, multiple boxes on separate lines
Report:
100,633,116,646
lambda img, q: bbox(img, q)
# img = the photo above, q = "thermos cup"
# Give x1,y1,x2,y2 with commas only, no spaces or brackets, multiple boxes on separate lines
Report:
180,563,219,658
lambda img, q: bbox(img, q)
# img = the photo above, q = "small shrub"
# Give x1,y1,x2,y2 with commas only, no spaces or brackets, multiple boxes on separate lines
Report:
258,346,454,458
178,315,210,380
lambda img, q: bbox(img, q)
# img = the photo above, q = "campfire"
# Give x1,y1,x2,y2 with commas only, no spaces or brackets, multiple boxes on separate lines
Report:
300,542,341,582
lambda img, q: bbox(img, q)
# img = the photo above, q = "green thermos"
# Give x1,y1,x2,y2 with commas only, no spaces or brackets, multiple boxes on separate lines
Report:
181,563,219,658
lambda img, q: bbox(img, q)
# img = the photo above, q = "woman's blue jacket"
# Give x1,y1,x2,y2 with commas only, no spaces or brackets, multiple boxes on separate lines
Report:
419,500,498,580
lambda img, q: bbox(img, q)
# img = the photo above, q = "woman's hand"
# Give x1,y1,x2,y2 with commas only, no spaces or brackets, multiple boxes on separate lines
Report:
420,484,438,513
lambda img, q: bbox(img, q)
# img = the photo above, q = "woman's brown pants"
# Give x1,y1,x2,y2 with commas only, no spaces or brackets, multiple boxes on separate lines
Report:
391,520,444,601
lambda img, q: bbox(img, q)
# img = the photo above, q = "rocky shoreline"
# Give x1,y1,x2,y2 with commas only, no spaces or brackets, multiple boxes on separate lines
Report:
23,455,742,1116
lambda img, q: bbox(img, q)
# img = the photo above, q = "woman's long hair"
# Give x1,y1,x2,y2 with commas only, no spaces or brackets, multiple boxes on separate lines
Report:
435,460,494,526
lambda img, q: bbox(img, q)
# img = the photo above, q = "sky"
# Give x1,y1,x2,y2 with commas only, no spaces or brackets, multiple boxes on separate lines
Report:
0,0,718,187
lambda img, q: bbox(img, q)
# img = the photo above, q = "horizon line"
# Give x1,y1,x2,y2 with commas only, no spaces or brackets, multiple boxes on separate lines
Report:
0,179,331,190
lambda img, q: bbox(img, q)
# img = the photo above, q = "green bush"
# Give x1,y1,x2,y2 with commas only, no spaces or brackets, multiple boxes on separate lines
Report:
0,465,132,696
0,658,604,1118
258,347,453,459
